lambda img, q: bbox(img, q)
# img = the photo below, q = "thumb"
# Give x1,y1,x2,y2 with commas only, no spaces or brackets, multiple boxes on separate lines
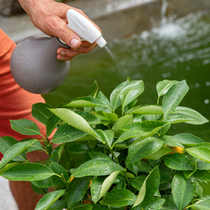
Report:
59,27,82,49
50,16,82,49
63,28,82,49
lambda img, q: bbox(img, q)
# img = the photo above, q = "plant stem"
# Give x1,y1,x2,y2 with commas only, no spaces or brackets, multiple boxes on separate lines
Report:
108,147,130,186
60,173,68,187
109,147,120,165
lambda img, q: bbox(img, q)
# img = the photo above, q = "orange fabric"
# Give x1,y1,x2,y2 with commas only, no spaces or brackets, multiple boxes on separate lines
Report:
0,29,47,160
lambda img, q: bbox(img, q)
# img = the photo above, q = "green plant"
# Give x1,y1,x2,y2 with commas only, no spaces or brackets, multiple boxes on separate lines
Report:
0,79,210,210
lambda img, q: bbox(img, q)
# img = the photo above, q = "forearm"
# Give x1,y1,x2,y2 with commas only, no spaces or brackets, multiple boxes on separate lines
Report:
17,0,68,31
18,0,55,18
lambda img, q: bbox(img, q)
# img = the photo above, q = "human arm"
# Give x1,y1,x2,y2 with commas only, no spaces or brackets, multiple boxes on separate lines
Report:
17,0,100,60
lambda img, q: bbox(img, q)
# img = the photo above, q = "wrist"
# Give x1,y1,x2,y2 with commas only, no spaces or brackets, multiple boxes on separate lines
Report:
17,0,54,17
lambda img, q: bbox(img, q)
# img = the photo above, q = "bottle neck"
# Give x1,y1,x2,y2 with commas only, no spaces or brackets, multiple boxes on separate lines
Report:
56,37,70,48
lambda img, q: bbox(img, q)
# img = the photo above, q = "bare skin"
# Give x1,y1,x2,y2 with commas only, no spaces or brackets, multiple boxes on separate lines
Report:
17,0,101,61
8,1,102,209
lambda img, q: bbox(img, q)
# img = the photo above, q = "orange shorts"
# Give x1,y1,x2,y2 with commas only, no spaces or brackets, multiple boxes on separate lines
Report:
0,29,47,160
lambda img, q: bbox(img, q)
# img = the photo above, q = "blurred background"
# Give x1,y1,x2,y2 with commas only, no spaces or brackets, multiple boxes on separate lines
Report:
0,0,210,209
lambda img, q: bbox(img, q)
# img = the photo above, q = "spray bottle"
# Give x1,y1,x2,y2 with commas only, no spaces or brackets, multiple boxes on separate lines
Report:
10,9,107,94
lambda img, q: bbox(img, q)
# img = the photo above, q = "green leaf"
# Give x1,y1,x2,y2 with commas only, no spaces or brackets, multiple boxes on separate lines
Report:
110,80,129,111
66,96,109,108
35,190,65,210
156,80,178,99
145,146,172,160
50,108,99,139
91,111,117,124
101,111,118,122
88,204,108,210
137,161,153,173
91,171,120,203
163,135,184,147
171,133,204,146
193,170,210,181
96,130,114,148
120,80,144,110
32,177,54,189
134,166,160,207
171,172,196,210
86,152,112,161
67,142,89,154
127,105,163,115
0,162,20,175
164,153,194,171
0,139,38,168
112,114,133,135
99,171,120,201
186,144,210,163
122,120,166,132
91,176,104,203
196,159,210,170
32,103,53,125
115,120,166,146
144,197,165,210
72,205,93,210
76,111,100,125
123,121,166,146
194,180,204,198
1,163,55,181
100,188,136,207
188,198,210,210
48,200,67,210
90,80,99,98
125,138,164,167
65,177,91,208
168,115,193,124
162,80,189,119
0,136,18,154
169,106,209,125
184,159,197,179
50,162,69,188
0,136,25,161
131,175,147,191
51,123,86,144
162,194,178,210
114,128,147,146
95,91,112,112
46,114,61,137
50,144,64,163
159,163,173,184
24,140,42,153
10,119,42,136
71,159,125,178
31,183,48,195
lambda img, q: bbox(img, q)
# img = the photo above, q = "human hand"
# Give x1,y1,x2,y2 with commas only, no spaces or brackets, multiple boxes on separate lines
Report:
18,0,100,60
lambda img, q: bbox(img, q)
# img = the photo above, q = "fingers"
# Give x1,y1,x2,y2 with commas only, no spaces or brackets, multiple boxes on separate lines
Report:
57,40,98,61
45,15,82,49
78,42,98,54
57,47,80,60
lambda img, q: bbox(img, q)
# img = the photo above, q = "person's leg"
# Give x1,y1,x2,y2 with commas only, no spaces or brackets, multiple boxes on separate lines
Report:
0,29,49,210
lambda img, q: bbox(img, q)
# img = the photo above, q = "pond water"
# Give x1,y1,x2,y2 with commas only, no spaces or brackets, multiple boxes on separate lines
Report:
43,10,210,143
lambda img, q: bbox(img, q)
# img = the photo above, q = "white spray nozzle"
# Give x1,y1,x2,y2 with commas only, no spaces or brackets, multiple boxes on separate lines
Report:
66,9,107,48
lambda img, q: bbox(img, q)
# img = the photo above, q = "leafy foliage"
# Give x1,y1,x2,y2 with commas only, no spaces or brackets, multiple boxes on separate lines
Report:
0,79,209,210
